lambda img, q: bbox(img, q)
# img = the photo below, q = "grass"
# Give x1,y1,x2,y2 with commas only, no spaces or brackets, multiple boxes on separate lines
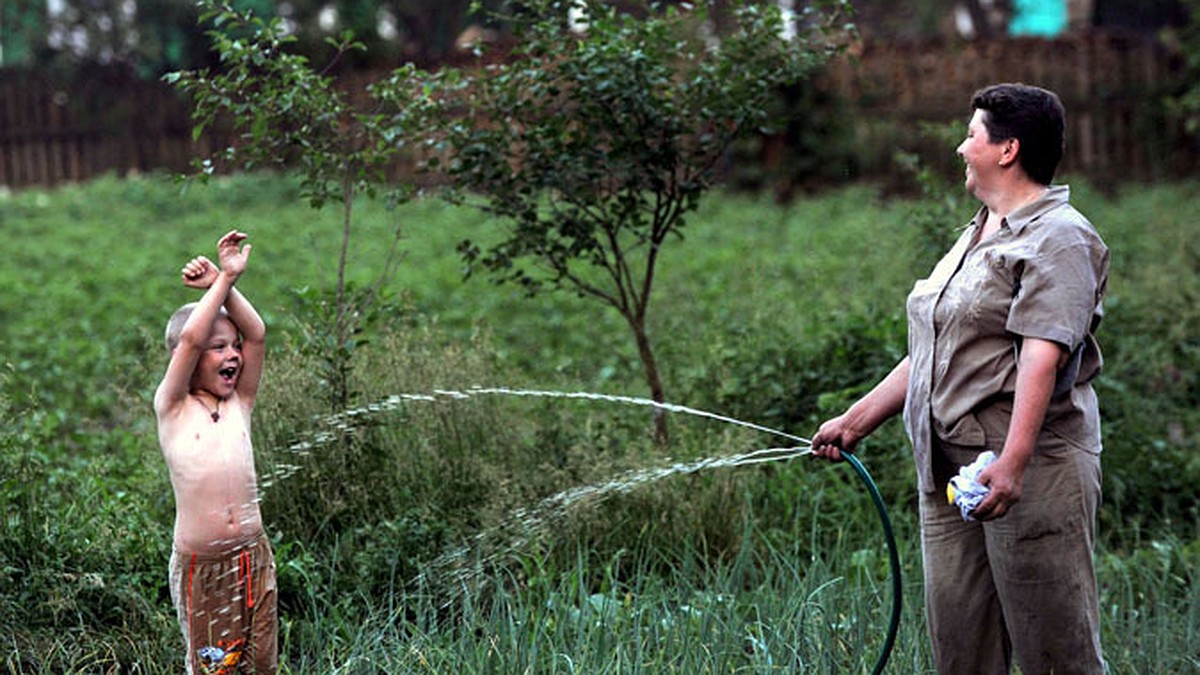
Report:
1,171,1197,672
276,533,923,674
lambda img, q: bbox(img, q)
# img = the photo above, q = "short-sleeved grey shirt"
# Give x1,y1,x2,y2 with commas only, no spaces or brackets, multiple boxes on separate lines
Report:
904,185,1109,492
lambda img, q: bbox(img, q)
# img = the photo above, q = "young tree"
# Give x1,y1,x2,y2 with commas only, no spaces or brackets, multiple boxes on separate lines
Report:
167,0,424,410
424,0,852,442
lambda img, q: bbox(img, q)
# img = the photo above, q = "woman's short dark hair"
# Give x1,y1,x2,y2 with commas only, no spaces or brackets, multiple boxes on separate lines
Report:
971,83,1065,185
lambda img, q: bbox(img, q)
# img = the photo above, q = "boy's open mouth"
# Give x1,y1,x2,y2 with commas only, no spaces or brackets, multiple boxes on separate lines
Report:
219,366,238,379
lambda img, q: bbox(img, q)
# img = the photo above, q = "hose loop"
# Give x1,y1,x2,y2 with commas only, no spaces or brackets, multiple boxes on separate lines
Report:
841,450,902,674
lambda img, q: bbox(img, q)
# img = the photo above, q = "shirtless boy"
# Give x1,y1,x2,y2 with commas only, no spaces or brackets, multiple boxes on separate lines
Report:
155,230,277,674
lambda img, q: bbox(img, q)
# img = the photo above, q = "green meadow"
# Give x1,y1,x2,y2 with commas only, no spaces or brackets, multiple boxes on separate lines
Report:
1,172,1197,672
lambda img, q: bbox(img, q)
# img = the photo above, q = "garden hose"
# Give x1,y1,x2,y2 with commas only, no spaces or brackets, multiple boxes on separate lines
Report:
840,450,902,675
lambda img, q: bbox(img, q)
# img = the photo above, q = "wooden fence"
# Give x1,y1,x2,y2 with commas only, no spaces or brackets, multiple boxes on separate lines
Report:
0,31,1192,191
817,32,1196,187
0,67,213,188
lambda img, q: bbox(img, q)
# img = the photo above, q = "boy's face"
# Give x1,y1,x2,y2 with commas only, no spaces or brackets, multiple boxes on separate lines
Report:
189,316,243,399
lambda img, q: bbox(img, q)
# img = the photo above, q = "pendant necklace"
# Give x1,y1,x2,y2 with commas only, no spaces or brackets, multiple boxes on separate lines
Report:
193,395,221,422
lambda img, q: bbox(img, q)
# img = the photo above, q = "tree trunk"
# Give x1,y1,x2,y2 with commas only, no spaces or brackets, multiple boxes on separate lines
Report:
628,314,669,445
331,174,355,411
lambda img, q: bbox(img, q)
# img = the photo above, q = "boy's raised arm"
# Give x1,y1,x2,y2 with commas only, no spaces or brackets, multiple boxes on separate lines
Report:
226,285,266,408
155,256,238,417
213,231,265,407
154,231,260,416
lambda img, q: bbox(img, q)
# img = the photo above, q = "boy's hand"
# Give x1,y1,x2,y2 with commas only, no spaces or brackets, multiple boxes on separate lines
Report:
181,256,219,289
217,230,252,279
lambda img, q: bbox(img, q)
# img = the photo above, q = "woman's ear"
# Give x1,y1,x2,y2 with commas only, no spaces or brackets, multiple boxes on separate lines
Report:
998,137,1020,167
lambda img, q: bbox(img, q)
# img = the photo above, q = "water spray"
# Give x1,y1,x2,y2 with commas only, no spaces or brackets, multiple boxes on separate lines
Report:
271,386,901,673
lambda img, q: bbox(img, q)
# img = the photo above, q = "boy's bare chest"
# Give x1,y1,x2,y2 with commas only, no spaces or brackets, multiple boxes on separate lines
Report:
162,405,255,479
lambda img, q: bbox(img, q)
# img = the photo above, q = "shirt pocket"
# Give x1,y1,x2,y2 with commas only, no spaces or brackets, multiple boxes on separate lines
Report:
944,249,1018,332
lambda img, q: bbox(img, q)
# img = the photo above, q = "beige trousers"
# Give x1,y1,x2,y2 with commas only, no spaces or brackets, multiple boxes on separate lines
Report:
921,412,1104,674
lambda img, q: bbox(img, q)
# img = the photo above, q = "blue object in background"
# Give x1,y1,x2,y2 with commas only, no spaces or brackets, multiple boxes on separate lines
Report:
1009,0,1068,37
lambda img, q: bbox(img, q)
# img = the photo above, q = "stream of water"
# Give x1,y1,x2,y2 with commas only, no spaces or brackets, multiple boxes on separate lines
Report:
262,386,815,599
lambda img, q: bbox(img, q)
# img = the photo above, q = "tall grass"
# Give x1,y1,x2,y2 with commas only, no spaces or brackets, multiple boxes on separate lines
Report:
258,514,932,674
1,172,1197,672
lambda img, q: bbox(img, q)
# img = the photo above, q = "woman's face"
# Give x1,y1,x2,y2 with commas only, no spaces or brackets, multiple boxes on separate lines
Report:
956,109,1003,197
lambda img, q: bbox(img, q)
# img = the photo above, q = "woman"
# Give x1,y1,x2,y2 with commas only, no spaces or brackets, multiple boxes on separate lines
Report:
811,83,1108,674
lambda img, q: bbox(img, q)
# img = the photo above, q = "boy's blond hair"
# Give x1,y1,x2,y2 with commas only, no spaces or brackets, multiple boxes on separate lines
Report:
164,302,229,352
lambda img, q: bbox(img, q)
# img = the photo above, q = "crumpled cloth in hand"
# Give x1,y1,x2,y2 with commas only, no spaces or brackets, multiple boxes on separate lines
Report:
946,451,996,521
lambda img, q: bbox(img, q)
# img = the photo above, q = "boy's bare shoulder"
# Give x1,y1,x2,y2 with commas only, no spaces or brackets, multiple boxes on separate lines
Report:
154,390,192,452
153,381,173,419
153,373,186,422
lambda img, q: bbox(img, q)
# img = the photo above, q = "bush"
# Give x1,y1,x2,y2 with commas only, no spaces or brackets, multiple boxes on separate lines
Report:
255,321,654,610
1085,182,1200,543
0,390,171,636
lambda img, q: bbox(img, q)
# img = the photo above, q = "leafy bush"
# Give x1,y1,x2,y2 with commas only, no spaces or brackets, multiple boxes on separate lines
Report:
0,389,170,636
1082,182,1200,542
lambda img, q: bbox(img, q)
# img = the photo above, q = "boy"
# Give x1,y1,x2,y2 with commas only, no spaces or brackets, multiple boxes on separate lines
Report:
155,230,277,674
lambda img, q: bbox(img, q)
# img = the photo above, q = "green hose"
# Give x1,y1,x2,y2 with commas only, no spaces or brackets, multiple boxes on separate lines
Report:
841,450,902,675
